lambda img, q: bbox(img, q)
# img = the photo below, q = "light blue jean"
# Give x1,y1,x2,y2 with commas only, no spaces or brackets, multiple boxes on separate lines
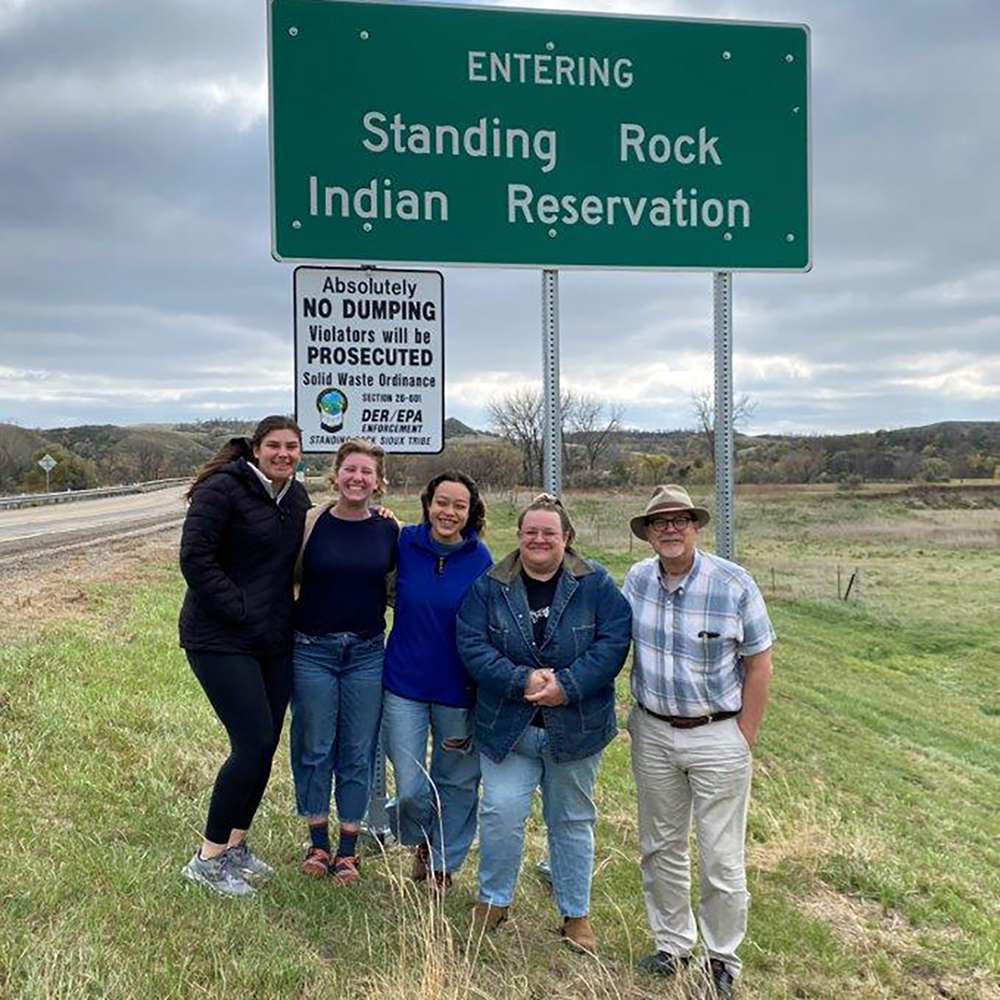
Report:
478,727,602,918
383,690,480,874
289,630,384,822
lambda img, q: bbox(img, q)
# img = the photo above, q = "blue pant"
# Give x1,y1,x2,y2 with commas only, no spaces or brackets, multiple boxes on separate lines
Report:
383,690,480,874
289,631,384,823
478,727,602,918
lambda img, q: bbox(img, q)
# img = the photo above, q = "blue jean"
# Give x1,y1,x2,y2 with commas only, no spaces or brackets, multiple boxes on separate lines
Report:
383,690,480,874
478,727,602,918
289,631,384,823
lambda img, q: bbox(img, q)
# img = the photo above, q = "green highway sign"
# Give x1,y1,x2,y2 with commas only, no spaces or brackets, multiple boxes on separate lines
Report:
269,1,810,271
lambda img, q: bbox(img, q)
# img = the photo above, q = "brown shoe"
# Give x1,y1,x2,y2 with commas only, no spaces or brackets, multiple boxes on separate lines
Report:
471,901,509,933
411,843,430,881
301,846,330,877
561,916,597,952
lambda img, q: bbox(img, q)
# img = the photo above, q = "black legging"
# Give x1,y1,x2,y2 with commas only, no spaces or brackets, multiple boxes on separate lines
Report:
186,650,292,845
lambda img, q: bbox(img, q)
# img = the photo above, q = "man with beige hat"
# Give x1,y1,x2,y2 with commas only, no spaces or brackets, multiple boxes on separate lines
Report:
622,485,774,999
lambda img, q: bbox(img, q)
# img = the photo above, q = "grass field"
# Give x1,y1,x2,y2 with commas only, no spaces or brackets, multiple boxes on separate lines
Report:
1,485,998,1000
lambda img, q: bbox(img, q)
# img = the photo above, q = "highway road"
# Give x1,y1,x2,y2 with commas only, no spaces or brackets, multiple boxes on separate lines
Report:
0,487,187,558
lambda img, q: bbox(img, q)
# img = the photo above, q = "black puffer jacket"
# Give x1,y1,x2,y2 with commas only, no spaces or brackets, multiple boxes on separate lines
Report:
178,459,311,655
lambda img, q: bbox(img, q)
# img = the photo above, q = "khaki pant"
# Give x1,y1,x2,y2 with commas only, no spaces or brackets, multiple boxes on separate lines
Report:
628,705,753,973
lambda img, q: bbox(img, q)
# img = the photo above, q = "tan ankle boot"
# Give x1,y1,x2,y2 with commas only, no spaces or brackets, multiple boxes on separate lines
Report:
471,901,509,932
562,915,597,952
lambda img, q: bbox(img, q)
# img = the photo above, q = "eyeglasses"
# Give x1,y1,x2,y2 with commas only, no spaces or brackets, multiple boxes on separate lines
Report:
520,528,563,540
647,515,696,532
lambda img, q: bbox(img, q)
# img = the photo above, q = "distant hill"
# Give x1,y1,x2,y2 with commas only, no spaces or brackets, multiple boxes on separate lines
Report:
444,417,482,438
0,421,237,491
606,420,1000,486
1,418,998,493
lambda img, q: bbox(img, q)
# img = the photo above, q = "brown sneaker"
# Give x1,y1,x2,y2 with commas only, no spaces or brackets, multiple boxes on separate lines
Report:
410,843,430,881
332,854,361,885
301,846,330,877
561,916,597,952
471,901,509,933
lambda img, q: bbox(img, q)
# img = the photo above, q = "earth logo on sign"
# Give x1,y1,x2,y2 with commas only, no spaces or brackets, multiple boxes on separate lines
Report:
317,387,349,432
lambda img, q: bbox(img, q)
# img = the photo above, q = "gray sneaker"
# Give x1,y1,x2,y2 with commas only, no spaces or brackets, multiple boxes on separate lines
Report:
225,842,275,881
181,850,255,897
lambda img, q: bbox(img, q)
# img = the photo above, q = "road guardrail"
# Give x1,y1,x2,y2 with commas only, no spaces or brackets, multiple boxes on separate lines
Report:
0,478,188,511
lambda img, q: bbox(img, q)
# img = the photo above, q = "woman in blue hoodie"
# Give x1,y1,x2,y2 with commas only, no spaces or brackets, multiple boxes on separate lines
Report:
382,471,492,888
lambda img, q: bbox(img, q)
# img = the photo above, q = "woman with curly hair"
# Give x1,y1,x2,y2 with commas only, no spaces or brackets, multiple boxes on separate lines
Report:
382,471,492,889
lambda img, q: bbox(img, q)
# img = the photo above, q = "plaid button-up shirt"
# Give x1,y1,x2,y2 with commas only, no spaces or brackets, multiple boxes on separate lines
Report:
622,549,775,717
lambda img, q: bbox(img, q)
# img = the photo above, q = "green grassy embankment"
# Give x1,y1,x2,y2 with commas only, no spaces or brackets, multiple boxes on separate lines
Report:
1,488,997,999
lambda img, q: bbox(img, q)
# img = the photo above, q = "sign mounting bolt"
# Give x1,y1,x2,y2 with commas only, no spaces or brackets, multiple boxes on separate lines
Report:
546,41,555,51
363,222,373,232
722,50,731,60
785,53,795,62
724,232,733,241
785,232,795,242
291,219,301,230
548,229,557,238
288,26,298,37
360,29,369,40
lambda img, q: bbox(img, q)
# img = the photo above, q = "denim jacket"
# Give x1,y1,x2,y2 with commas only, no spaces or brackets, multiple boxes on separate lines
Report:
456,549,632,763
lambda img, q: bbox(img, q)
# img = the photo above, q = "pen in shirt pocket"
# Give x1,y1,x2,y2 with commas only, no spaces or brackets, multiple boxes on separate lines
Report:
697,631,720,639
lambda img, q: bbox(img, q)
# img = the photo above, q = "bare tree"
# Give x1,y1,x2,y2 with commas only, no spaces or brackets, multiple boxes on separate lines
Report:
487,385,577,486
690,388,757,457
567,395,626,471
0,424,39,490
132,439,166,482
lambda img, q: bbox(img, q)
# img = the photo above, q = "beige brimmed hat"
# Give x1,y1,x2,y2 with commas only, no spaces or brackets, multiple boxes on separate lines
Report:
629,484,711,540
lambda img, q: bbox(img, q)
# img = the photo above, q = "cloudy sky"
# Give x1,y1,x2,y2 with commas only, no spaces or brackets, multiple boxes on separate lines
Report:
1,0,998,436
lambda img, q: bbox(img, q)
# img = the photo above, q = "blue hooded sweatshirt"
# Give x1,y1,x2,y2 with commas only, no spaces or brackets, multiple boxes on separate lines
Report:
383,522,492,708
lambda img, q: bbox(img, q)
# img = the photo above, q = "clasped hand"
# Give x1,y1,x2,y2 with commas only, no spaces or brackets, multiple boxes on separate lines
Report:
524,668,566,707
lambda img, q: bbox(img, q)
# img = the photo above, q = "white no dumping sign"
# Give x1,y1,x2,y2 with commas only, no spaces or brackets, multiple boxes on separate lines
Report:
294,266,444,454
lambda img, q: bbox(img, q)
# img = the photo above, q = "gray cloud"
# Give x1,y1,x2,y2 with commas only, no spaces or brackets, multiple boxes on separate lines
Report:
1,0,998,436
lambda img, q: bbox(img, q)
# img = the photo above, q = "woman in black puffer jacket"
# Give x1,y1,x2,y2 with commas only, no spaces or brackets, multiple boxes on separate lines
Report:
178,415,311,896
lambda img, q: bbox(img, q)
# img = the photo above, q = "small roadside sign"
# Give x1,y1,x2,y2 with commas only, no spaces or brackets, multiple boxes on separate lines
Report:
38,452,57,493
294,266,444,453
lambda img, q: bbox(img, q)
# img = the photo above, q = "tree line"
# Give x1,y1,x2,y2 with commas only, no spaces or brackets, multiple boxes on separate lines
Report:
2,396,999,495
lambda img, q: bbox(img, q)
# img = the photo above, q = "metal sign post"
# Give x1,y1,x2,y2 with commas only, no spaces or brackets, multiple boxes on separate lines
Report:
362,724,393,847
542,269,562,495
713,272,735,560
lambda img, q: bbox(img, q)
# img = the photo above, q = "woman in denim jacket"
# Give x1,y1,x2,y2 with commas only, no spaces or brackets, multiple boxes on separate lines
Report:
456,494,631,952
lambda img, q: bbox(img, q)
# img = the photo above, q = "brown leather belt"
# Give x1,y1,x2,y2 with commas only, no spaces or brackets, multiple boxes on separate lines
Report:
636,702,739,729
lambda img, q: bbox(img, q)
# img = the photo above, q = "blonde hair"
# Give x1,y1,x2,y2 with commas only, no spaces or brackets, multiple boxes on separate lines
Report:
329,439,388,498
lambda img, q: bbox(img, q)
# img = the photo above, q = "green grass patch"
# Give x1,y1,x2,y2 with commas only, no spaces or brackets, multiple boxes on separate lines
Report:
1,488,998,998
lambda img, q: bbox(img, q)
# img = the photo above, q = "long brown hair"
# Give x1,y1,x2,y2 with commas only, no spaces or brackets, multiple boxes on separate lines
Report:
186,415,302,499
